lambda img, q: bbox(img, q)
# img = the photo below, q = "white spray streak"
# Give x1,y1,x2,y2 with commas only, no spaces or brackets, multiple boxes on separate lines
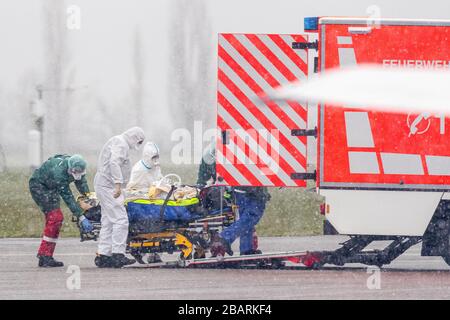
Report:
268,64,450,115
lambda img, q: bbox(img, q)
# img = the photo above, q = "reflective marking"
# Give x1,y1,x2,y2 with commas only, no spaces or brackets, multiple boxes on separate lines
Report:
218,79,305,173
426,156,450,176
219,59,307,155
337,36,353,45
280,34,307,64
216,148,250,185
348,152,380,174
219,40,307,125
42,236,58,243
259,34,307,80
218,104,297,186
235,35,289,86
381,153,424,175
227,138,274,186
338,48,357,66
344,112,375,147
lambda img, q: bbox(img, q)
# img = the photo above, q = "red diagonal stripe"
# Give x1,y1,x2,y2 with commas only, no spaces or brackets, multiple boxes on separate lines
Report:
219,69,306,168
245,34,297,82
220,142,263,186
216,162,240,186
218,91,305,187
219,46,307,146
218,115,284,186
221,34,307,123
268,34,308,76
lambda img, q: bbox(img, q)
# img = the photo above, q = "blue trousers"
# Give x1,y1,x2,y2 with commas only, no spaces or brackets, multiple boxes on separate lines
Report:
221,192,266,253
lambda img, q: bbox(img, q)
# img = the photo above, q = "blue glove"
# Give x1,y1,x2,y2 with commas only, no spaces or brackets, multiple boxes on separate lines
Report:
79,216,93,233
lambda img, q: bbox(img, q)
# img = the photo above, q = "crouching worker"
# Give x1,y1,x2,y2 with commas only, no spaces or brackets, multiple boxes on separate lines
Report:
94,127,145,268
29,154,93,267
211,187,270,257
197,145,270,257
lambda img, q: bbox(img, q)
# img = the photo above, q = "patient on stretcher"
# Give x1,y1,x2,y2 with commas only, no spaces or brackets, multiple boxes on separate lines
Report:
125,141,163,198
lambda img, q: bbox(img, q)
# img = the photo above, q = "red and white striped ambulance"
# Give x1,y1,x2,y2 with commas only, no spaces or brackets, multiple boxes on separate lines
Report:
216,17,450,266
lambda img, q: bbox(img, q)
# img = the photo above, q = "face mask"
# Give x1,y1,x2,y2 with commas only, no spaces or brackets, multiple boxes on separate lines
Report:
68,169,85,181
72,172,83,180
152,158,160,167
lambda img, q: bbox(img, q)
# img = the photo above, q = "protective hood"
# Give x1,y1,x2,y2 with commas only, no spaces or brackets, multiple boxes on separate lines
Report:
202,143,216,165
68,154,87,172
122,127,145,150
142,142,160,169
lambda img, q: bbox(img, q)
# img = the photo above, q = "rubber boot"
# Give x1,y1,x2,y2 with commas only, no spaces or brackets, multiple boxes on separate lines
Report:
38,255,64,268
111,253,136,268
210,235,233,257
94,254,114,268
240,249,263,256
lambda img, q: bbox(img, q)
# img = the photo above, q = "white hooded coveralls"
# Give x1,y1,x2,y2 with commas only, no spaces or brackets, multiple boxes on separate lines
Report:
94,127,145,255
126,142,163,191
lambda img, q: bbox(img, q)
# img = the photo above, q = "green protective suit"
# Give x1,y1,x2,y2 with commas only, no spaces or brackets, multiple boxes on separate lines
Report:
197,158,216,186
29,154,89,216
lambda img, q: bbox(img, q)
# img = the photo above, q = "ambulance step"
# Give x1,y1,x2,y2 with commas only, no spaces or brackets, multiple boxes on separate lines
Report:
183,251,322,268
290,171,317,181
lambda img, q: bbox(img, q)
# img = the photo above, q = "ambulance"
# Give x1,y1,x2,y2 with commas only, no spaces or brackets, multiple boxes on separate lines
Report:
215,17,450,267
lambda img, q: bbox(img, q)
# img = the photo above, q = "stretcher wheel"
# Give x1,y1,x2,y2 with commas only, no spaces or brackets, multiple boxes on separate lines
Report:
130,252,146,264
194,247,206,259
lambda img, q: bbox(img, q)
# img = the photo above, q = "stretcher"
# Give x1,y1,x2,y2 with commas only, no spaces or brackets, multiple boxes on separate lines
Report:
75,185,236,264
77,189,421,269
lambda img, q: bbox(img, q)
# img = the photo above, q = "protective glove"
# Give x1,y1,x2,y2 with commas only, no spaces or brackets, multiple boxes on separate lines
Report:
79,200,93,212
79,215,93,233
113,184,122,199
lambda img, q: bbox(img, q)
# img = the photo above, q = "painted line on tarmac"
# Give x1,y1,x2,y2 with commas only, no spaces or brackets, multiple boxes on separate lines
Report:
0,253,94,257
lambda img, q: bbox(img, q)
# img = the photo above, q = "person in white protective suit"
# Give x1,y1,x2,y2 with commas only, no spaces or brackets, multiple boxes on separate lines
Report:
126,141,164,263
126,142,163,192
93,127,145,268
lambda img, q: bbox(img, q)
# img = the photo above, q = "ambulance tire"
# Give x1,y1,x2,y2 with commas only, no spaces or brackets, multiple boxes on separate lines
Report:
442,255,450,266
323,220,339,235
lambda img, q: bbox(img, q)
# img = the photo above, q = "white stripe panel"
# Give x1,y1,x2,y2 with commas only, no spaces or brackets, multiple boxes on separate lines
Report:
381,153,424,175
218,80,305,173
426,155,450,176
337,36,353,45
219,58,307,157
348,151,380,174
344,112,375,148
338,47,357,66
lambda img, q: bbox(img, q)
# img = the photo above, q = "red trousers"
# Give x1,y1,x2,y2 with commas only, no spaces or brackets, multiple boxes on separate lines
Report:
37,209,64,257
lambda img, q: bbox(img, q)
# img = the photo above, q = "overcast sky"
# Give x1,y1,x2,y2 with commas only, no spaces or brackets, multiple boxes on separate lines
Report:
2,0,450,109
1,0,450,166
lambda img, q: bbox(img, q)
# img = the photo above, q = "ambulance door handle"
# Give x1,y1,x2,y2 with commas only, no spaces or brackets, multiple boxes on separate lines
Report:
348,26,372,34
221,130,230,145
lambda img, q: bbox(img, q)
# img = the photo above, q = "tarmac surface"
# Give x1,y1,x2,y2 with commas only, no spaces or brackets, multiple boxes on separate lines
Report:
1,235,450,300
